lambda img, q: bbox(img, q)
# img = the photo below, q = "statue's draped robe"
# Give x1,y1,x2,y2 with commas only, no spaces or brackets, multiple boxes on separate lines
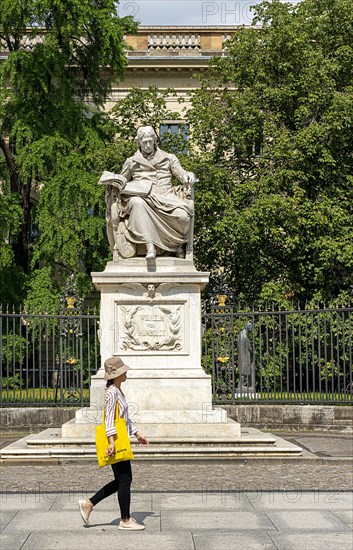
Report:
119,148,194,251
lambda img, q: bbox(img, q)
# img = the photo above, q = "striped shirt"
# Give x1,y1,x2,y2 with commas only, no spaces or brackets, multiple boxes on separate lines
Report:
104,384,138,438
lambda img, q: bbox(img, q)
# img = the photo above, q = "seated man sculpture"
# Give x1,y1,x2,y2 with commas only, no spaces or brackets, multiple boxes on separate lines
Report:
98,126,196,260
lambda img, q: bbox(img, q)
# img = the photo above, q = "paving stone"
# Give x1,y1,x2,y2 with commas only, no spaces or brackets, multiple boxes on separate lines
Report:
83,511,160,531
152,492,254,511
286,434,353,458
270,532,353,550
1,510,88,532
0,532,30,550
0,494,53,511
161,510,275,531
266,509,351,531
1,509,160,532
1,489,352,550
0,510,18,531
49,491,152,511
20,531,194,550
249,490,353,510
193,531,277,550
331,509,353,529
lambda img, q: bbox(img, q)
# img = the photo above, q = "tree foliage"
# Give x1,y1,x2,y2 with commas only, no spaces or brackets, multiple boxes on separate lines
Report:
187,0,353,304
0,0,136,308
1,0,353,308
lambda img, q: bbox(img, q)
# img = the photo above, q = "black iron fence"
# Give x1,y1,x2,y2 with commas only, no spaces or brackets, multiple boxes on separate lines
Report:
1,304,352,406
202,305,353,404
0,306,100,407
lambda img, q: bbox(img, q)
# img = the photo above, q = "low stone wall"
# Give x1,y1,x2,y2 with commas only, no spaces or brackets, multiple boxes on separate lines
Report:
224,404,353,432
0,408,77,433
0,404,352,432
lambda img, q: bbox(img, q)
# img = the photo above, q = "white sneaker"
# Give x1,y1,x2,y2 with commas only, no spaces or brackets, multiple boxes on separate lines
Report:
78,499,93,525
118,516,145,530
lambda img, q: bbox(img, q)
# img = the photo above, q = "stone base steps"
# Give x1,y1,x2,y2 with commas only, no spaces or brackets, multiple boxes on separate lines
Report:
0,427,303,462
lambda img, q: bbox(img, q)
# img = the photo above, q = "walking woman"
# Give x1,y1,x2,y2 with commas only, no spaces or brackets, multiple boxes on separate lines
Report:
78,356,148,530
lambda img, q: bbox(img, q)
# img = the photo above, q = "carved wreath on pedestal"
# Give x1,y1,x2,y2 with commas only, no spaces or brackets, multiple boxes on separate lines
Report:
120,305,182,351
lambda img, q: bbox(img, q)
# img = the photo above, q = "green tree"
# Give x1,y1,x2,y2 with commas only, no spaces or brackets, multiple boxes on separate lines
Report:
0,0,136,308
187,0,353,304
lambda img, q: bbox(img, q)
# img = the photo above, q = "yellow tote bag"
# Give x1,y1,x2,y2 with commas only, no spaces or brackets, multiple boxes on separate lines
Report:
95,405,134,468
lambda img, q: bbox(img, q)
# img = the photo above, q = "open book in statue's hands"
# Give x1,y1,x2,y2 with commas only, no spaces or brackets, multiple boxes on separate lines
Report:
98,171,152,197
98,171,127,189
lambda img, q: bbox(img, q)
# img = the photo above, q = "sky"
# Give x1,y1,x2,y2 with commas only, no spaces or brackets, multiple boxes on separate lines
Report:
117,1,302,26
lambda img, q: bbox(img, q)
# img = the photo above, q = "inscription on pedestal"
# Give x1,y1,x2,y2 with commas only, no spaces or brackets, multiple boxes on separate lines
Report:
115,301,187,354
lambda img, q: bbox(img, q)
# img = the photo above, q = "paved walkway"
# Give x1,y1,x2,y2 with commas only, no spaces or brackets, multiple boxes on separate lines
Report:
1,491,352,550
1,431,352,492
1,457,353,493
1,432,352,549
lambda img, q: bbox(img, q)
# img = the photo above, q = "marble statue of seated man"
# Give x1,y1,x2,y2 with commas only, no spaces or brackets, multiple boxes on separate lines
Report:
99,126,196,260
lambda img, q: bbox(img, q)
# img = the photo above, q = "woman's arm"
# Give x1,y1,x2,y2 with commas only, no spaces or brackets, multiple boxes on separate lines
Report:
106,435,116,457
104,390,117,438
125,400,149,445
134,431,149,445
104,390,118,457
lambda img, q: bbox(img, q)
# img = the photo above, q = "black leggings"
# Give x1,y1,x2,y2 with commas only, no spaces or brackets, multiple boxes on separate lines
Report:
89,460,132,520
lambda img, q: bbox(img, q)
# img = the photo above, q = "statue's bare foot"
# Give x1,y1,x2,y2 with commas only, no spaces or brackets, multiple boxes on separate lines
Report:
146,243,156,259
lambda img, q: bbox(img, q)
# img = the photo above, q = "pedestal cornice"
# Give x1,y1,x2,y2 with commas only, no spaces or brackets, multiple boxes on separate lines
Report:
91,260,210,289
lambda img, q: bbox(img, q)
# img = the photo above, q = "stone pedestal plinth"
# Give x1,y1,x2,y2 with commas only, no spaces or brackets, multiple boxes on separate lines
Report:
62,258,240,440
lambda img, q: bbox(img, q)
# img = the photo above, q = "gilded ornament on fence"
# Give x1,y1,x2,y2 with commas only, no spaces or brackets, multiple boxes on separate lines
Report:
216,294,227,307
217,356,230,363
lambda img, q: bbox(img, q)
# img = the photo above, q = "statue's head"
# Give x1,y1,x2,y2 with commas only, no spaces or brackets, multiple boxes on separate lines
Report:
135,126,158,155
246,322,253,333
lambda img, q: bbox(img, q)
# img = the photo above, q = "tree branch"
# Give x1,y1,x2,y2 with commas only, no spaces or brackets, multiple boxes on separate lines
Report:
0,136,20,193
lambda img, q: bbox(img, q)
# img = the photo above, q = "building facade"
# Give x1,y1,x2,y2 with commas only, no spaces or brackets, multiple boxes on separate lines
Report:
114,26,236,112
1,26,239,118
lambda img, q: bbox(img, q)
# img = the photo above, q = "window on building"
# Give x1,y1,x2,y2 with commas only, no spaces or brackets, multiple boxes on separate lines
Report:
159,123,189,154
160,123,189,137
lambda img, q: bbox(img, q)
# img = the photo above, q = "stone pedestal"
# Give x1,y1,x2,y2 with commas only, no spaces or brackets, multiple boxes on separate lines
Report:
62,258,241,439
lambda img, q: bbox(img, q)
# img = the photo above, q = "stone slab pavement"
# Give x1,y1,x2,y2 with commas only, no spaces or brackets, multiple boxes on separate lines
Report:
1,431,353,549
279,431,353,458
0,491,352,550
